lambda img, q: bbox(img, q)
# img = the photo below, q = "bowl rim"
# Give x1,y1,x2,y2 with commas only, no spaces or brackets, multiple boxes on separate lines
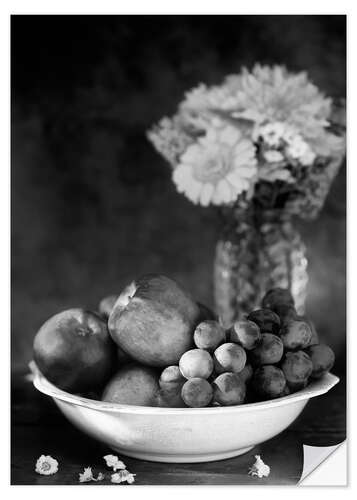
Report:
30,361,339,415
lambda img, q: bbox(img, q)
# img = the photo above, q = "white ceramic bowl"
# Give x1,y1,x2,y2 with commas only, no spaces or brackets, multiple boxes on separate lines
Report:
32,364,339,463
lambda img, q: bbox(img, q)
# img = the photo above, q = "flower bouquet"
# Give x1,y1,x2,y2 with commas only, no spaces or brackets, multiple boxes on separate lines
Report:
147,64,346,326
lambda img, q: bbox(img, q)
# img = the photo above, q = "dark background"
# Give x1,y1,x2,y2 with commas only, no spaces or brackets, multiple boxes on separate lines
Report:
11,15,346,373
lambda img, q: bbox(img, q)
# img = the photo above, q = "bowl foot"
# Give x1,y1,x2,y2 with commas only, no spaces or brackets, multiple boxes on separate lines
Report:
111,445,255,463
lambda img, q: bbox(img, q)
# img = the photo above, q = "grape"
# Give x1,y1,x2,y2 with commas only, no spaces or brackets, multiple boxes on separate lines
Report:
250,333,283,366
280,320,312,350
193,320,225,351
159,365,185,392
281,351,313,388
275,304,298,325
305,344,335,379
181,378,213,407
213,343,247,374
297,316,319,346
239,363,253,384
156,389,186,408
212,373,246,406
179,349,214,379
228,320,261,350
247,309,281,334
261,288,294,311
157,366,186,407
281,385,291,397
251,365,286,399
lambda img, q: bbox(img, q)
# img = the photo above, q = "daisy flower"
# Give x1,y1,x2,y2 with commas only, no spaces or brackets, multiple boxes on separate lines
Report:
173,124,257,206
263,150,284,163
248,455,271,478
35,455,59,476
285,135,316,166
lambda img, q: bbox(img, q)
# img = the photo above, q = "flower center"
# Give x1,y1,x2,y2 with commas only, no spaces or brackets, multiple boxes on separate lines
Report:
193,150,231,184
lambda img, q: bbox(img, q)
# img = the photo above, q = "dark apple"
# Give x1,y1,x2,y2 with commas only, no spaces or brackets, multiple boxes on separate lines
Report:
33,309,115,392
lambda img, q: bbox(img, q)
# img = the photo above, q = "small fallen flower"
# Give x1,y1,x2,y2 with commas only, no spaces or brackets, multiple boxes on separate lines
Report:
79,467,104,483
248,455,270,478
103,454,126,471
111,469,136,484
35,455,59,476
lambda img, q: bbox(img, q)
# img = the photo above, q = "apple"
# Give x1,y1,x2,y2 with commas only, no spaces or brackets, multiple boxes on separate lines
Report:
108,274,201,367
102,364,160,406
33,309,115,392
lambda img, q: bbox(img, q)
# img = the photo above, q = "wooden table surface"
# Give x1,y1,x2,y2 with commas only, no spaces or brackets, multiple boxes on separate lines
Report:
11,371,346,486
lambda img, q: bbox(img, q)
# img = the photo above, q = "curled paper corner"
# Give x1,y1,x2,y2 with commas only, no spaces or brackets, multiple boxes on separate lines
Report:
299,441,347,485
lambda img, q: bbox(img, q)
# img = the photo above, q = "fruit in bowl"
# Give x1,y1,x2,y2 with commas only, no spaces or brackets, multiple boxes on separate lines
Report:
179,349,214,379
280,320,313,350
32,280,336,410
213,343,247,374
249,333,284,366
193,320,225,351
157,365,186,407
251,365,287,400
102,364,160,406
212,372,246,406
305,344,335,379
108,274,201,367
247,309,281,335
281,351,313,390
33,309,115,392
227,320,261,350
181,378,213,408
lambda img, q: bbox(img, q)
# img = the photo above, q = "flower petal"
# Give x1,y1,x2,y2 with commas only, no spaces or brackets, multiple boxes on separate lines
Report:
200,183,215,206
220,126,241,146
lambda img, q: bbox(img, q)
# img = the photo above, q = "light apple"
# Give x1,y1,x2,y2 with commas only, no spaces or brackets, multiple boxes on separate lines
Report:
102,364,160,406
108,274,201,367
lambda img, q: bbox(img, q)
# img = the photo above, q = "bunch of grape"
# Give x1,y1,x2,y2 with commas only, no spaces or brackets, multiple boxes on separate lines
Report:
158,288,335,408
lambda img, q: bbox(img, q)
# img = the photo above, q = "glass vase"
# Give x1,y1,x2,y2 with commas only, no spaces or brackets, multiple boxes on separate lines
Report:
213,209,308,327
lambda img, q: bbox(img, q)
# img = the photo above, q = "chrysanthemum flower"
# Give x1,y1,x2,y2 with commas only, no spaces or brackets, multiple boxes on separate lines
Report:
147,116,194,167
173,124,257,206
35,455,58,476
226,64,331,137
182,83,236,112
263,150,284,163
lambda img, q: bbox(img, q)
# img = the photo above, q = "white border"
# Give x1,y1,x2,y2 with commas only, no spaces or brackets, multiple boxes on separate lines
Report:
2,2,355,498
